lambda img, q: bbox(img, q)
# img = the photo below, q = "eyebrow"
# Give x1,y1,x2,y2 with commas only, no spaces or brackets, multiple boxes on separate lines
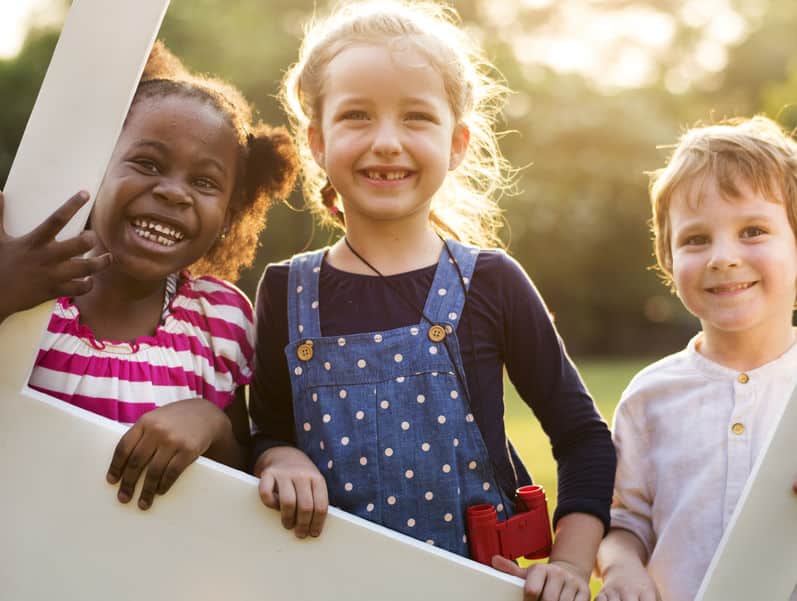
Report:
333,95,440,107
129,139,231,177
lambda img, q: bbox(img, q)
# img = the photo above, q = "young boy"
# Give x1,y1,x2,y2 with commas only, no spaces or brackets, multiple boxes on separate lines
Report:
596,116,797,601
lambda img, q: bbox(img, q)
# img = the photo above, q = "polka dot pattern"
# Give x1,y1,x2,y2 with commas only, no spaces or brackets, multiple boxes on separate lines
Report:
286,241,502,557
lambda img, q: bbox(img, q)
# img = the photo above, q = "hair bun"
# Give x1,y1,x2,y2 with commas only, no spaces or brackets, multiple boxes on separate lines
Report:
141,40,189,81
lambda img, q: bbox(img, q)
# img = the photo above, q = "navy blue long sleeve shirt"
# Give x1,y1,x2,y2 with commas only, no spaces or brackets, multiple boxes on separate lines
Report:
249,249,616,531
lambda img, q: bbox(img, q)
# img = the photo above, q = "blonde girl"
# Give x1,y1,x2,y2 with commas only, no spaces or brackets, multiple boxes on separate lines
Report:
249,3,615,600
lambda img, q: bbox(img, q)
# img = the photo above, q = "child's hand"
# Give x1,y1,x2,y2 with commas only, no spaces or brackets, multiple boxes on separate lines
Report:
0,190,111,322
492,556,591,601
106,398,230,510
595,563,661,601
255,446,328,538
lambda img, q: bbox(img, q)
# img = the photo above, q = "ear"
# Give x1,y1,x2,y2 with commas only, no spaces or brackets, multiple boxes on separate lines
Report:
220,209,232,239
448,123,470,171
308,124,326,169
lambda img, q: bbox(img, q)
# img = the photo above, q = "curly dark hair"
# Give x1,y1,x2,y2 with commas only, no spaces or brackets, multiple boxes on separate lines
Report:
126,41,298,282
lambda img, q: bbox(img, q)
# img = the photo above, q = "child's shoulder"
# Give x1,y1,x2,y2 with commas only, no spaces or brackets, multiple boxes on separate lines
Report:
618,345,699,413
178,272,253,320
472,247,529,282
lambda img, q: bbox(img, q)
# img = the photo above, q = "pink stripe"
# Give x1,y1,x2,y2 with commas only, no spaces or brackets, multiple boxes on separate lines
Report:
29,386,157,423
179,285,254,319
43,315,251,383
34,349,238,406
171,307,253,357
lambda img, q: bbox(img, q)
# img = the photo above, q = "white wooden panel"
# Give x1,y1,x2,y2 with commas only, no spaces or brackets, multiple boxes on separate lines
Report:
0,385,524,600
1,0,170,391
696,387,797,601
0,1,525,599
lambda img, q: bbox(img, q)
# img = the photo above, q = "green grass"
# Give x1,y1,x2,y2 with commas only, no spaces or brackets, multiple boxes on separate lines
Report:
503,357,656,598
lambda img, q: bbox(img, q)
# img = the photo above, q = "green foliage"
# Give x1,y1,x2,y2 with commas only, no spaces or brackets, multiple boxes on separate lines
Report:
0,28,59,185
4,0,797,355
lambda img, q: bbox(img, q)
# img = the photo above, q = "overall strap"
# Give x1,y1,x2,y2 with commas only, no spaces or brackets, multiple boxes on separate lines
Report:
422,239,480,327
286,249,326,343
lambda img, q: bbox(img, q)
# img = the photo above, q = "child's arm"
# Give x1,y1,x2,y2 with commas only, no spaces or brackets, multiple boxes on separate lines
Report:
248,264,329,538
253,445,328,539
0,190,111,324
595,528,661,601
105,391,249,510
493,512,602,601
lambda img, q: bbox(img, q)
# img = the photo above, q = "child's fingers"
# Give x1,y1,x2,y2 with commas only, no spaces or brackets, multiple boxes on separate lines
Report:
292,479,316,538
27,191,90,245
107,423,145,484
155,448,194,496
137,447,174,510
51,254,112,286
258,471,280,509
47,231,99,262
275,476,298,530
560,578,587,601
491,555,526,578
51,277,95,300
115,434,157,504
308,477,328,537
524,564,553,601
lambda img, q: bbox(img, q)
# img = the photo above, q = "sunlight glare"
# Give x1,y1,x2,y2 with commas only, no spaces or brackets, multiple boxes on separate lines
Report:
0,0,64,59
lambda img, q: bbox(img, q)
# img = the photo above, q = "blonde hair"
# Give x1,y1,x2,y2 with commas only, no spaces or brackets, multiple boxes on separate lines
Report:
650,115,797,286
280,0,513,247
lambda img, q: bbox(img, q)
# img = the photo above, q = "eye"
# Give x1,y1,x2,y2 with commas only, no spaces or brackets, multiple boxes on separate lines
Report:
741,225,767,239
193,176,221,191
682,234,708,246
341,110,369,121
131,158,159,174
405,111,435,122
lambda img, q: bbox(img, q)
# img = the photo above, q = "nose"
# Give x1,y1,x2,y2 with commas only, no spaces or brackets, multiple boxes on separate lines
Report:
371,120,402,157
707,238,740,270
153,177,193,206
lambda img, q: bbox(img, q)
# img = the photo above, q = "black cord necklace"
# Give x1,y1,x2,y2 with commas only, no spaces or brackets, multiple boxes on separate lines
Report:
344,235,453,330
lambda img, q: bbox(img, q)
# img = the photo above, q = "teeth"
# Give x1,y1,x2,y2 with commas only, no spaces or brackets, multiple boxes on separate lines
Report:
366,170,408,181
131,218,184,244
711,282,752,293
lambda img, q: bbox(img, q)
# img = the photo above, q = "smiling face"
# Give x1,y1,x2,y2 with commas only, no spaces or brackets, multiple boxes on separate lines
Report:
90,95,239,282
308,42,468,229
669,176,797,345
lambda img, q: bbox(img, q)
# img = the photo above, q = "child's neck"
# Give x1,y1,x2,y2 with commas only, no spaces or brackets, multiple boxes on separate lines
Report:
73,267,167,342
328,220,443,276
697,324,797,372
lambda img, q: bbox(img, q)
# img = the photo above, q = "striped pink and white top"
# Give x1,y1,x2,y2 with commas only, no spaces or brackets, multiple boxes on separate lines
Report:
28,273,254,425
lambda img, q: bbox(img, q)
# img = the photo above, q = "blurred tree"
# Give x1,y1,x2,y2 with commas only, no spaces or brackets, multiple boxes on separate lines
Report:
3,0,797,355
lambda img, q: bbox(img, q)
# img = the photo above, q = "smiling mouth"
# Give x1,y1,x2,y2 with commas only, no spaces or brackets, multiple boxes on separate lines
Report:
131,217,185,247
362,170,412,181
706,281,756,294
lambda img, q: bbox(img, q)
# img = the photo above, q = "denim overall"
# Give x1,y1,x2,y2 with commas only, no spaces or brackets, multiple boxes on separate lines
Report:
285,241,508,556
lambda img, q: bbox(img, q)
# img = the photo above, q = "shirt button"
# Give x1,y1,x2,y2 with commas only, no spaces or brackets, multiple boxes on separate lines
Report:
738,373,749,384
428,324,447,343
731,422,745,435
297,341,314,361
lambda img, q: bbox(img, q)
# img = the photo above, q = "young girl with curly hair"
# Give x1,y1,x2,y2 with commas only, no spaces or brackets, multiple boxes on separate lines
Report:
0,41,298,512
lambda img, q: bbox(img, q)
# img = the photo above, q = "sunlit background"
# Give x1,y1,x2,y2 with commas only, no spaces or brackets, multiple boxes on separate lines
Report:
4,4,794,594
3,0,797,358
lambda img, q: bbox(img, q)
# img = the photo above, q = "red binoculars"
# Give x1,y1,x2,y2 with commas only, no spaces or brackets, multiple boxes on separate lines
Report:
466,484,552,566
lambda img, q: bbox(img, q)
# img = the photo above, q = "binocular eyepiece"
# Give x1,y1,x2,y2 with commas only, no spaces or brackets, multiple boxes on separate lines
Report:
466,485,553,566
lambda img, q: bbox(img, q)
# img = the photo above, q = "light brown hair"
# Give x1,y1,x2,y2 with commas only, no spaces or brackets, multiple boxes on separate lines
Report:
650,115,797,286
280,0,514,247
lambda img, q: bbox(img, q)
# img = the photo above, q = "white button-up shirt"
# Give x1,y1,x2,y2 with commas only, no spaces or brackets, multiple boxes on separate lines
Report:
611,334,797,601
